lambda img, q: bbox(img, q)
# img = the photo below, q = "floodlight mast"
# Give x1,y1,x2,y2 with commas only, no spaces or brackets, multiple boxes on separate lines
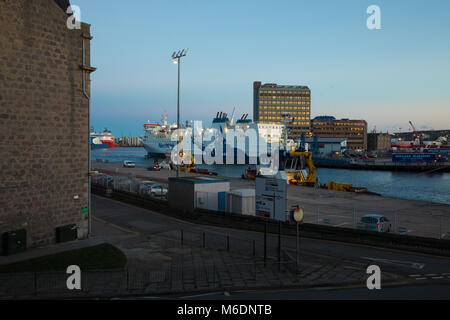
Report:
171,48,189,177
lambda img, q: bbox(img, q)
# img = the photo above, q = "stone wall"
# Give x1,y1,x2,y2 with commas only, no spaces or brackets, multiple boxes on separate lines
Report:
0,0,93,247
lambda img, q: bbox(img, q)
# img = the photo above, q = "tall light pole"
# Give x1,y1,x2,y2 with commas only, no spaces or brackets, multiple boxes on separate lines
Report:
172,49,188,177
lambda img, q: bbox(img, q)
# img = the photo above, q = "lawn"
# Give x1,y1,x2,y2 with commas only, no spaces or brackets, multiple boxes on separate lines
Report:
0,243,127,273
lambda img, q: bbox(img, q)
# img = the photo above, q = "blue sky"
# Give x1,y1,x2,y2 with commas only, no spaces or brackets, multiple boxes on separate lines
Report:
74,0,450,136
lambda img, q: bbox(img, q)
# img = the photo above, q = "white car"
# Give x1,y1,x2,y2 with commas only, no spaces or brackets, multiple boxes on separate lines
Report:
123,160,135,168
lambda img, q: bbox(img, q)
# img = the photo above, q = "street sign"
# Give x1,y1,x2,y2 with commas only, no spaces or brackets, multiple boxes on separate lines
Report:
293,207,304,222
255,177,287,221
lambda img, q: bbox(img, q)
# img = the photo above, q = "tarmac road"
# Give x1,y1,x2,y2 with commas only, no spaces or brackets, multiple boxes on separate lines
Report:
92,195,450,299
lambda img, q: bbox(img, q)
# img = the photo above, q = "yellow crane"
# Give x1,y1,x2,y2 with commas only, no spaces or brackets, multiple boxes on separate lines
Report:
284,151,317,186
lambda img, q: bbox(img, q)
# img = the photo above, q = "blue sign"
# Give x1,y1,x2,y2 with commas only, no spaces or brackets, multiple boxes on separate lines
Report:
392,153,436,162
423,148,450,154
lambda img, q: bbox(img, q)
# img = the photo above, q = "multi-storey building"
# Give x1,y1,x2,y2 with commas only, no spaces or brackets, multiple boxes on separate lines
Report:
311,116,368,151
367,133,391,151
0,0,94,248
253,82,311,139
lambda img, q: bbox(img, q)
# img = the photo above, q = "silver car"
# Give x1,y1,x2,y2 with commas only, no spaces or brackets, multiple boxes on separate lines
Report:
357,214,392,232
139,181,168,198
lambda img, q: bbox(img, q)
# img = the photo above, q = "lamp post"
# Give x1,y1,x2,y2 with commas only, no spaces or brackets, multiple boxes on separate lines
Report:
172,49,188,177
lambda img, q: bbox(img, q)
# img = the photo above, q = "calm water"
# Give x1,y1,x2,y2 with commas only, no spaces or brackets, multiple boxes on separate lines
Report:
91,147,450,205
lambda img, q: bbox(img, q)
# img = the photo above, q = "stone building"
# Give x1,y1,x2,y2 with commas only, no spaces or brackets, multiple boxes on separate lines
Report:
0,0,95,248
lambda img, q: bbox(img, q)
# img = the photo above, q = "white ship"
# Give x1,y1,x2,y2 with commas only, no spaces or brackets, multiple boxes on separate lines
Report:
142,111,288,160
142,114,177,158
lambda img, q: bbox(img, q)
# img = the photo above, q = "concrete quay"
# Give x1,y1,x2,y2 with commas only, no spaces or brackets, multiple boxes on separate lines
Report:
91,162,450,239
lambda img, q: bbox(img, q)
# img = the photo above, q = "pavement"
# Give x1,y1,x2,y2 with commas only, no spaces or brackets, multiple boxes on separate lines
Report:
0,195,401,299
2,194,450,299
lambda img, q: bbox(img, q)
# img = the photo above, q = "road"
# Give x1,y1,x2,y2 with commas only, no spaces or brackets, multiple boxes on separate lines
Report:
92,195,450,299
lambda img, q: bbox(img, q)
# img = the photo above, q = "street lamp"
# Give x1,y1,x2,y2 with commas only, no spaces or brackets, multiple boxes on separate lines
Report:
172,49,188,177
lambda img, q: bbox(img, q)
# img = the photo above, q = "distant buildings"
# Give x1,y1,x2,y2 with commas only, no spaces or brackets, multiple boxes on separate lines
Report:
367,133,391,151
253,82,311,139
311,116,367,151
117,136,143,147
303,137,347,155
0,0,94,248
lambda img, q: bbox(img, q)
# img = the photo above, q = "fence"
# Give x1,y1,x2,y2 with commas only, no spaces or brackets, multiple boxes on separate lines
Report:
0,261,299,299
92,171,450,240
290,201,450,240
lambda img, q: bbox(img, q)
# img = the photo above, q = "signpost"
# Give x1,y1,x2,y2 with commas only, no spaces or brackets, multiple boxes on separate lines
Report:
292,206,304,269
255,177,287,221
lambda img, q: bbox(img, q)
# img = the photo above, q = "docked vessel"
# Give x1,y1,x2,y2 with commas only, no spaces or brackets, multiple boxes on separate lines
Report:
142,111,287,162
142,114,178,158
90,128,119,149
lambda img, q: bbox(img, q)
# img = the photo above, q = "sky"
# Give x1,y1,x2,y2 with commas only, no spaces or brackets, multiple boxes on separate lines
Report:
73,0,450,137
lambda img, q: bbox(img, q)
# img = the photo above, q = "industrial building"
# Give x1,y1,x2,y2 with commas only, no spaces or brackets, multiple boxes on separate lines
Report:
311,116,367,151
168,177,231,213
367,132,391,151
303,137,348,155
253,82,311,139
0,0,94,250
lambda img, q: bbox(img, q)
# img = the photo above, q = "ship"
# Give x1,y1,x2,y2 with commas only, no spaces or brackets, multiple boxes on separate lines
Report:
90,128,119,149
142,111,287,164
142,114,178,158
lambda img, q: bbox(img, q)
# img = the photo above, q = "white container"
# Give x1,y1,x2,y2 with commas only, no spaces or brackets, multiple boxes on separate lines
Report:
226,189,255,216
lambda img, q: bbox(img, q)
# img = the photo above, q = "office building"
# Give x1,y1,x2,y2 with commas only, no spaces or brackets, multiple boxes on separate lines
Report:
253,82,311,139
311,116,367,151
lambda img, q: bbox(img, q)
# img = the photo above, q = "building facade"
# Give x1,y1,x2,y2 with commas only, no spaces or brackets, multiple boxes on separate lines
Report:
367,133,391,151
0,0,94,248
311,116,367,151
253,82,311,139
303,137,347,155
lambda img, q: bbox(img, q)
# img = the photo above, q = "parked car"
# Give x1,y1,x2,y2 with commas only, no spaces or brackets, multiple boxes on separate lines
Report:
138,181,157,196
123,160,135,168
139,181,168,198
357,214,392,232
93,173,113,187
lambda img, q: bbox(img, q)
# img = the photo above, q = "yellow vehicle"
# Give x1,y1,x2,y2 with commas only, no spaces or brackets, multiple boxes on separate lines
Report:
179,152,195,173
283,151,317,186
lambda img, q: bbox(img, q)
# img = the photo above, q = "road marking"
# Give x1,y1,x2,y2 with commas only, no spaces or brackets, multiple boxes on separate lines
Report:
431,276,444,279
361,257,425,270
180,292,225,299
425,274,437,276
409,274,421,277
414,277,427,280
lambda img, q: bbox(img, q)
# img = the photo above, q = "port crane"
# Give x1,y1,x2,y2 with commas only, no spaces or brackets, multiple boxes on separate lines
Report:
409,121,423,145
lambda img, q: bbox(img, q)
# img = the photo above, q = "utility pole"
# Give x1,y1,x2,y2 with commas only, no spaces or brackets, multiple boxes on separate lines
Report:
171,49,189,177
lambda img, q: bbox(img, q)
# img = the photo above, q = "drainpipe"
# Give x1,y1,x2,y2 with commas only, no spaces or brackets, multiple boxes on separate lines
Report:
82,37,92,237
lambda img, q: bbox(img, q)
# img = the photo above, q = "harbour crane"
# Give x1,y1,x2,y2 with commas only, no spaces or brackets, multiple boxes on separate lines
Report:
409,121,423,145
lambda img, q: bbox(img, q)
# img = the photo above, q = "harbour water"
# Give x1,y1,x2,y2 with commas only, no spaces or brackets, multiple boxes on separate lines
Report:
91,147,450,205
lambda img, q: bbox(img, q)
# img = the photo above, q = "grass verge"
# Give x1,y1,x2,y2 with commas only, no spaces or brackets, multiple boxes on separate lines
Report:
0,243,127,273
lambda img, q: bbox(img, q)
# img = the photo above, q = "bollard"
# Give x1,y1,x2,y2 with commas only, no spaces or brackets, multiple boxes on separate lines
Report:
181,229,184,246
226,235,230,252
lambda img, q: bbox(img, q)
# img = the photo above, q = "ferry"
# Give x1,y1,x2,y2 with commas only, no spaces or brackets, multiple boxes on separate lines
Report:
142,111,287,162
142,114,178,158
